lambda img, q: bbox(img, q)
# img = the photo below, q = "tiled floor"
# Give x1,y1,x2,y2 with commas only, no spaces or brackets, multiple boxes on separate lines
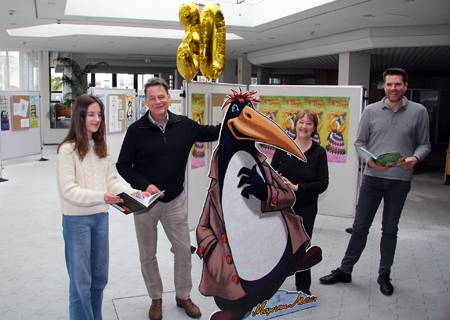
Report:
1,145,449,320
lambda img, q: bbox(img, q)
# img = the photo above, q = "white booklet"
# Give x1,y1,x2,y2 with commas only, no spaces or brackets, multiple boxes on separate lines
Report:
112,190,165,214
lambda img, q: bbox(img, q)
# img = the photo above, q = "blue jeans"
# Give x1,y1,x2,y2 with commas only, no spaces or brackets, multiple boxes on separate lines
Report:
340,175,411,275
63,212,109,320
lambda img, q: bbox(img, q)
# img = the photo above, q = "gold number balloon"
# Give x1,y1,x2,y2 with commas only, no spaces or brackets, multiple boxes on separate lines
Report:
200,3,226,80
177,0,201,84
177,1,226,83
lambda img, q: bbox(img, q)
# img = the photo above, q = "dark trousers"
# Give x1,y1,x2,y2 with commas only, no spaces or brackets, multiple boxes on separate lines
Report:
340,175,411,275
294,202,318,293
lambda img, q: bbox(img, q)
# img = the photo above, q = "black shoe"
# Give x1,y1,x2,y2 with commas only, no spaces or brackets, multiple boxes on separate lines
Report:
377,273,394,296
319,268,352,284
345,227,353,234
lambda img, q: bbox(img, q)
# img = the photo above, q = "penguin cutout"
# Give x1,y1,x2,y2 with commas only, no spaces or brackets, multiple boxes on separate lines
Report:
196,89,323,320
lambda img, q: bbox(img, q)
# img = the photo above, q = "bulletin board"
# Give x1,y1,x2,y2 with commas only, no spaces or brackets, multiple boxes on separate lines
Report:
250,85,364,218
0,91,41,160
89,88,136,163
11,95,31,130
137,89,183,118
107,94,126,134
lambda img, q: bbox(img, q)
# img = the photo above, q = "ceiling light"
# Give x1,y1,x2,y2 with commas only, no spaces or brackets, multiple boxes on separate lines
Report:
8,10,15,16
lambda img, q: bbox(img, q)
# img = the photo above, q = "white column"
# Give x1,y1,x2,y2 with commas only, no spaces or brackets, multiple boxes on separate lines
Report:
237,56,252,85
338,52,370,90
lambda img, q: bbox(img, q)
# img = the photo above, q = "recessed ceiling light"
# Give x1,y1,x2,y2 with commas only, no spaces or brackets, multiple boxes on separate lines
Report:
10,23,17,26
268,37,275,40
47,2,55,4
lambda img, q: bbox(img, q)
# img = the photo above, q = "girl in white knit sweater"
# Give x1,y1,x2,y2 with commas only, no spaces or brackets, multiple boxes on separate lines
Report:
56,94,146,320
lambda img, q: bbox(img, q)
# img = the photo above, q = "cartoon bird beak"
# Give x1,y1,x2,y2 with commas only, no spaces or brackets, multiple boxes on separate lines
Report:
228,107,306,162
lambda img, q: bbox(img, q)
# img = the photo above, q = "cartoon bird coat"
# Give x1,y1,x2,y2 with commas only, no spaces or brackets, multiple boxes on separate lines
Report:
196,89,319,319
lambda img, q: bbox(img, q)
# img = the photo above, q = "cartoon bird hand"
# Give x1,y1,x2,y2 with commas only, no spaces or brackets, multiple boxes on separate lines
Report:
237,165,268,201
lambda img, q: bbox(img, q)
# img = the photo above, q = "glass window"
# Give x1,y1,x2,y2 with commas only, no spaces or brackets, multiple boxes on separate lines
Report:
7,52,20,89
50,67,63,102
95,73,113,88
138,74,155,90
117,73,134,89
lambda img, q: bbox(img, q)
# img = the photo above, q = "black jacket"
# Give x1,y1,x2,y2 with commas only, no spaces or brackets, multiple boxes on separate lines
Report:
116,110,220,202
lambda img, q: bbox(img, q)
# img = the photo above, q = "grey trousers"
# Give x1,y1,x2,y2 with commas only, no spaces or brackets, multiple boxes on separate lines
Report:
133,193,193,300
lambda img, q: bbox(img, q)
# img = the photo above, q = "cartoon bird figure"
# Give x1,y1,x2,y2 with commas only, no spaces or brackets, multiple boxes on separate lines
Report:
196,89,322,320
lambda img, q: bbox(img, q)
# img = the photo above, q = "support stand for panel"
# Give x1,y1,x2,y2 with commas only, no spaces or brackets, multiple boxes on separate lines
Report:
345,88,369,234
36,102,48,162
36,147,49,162
0,132,8,182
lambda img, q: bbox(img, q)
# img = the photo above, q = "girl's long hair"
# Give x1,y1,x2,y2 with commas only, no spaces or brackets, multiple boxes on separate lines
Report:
57,94,108,160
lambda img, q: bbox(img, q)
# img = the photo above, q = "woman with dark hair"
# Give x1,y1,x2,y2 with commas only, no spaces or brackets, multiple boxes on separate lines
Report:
57,94,147,320
271,109,329,295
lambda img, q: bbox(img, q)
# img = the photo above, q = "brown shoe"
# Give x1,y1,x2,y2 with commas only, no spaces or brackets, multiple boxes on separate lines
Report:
296,246,323,271
149,298,162,320
175,297,202,318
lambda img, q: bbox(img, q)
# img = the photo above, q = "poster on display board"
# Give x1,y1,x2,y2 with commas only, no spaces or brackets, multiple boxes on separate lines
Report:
107,94,126,134
190,93,206,169
11,95,31,130
250,85,363,218
257,95,350,164
1,95,10,131
29,95,39,128
125,94,135,128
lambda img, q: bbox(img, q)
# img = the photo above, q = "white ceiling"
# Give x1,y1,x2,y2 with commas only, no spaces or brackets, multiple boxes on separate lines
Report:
1,0,450,74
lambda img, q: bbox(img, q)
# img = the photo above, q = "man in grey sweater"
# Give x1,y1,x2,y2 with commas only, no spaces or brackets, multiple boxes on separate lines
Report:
319,68,431,296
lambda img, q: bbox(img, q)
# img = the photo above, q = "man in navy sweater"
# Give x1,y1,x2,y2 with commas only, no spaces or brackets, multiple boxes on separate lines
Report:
117,77,220,320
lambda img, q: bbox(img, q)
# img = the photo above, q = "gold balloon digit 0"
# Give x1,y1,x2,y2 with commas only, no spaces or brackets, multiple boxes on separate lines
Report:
177,1,226,83
177,0,201,84
200,3,226,80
